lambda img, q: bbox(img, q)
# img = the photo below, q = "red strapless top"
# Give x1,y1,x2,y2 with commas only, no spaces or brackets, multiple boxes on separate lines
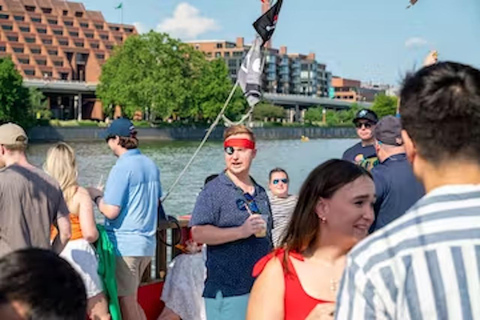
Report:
253,249,332,320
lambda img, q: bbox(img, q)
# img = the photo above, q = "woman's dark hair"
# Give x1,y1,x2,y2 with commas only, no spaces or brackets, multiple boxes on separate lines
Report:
401,62,480,164
0,248,86,320
269,167,289,182
280,159,372,257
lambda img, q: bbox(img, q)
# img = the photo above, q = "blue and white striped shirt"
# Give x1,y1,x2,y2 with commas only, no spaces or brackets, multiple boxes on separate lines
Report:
336,185,480,320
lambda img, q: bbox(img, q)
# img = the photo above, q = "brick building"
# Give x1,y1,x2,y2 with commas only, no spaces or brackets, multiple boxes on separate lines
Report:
332,77,385,102
0,0,136,119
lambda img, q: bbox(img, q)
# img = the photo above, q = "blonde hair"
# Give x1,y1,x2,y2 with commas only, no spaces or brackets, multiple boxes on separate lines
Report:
44,143,78,212
223,125,255,142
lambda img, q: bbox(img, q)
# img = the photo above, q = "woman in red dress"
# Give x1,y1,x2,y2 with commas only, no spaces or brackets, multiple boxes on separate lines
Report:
247,159,375,320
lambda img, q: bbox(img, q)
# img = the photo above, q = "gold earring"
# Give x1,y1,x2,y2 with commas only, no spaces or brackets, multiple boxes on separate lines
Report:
320,217,327,224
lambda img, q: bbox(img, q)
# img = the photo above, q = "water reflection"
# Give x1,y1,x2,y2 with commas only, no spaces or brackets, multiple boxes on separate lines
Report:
27,139,356,218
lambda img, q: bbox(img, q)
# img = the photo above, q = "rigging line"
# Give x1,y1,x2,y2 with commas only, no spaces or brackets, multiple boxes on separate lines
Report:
161,81,240,203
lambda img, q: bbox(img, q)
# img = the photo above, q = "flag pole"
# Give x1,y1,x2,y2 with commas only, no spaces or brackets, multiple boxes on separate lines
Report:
121,5,124,25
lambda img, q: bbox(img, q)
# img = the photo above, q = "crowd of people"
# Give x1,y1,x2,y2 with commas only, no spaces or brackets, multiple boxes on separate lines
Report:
1,59,480,320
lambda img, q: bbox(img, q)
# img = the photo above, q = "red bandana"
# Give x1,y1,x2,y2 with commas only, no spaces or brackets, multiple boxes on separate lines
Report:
223,138,256,150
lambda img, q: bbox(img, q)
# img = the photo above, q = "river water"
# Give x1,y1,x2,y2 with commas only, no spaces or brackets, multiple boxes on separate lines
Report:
27,138,356,219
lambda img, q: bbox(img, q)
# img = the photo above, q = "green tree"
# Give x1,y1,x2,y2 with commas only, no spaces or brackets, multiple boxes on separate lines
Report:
371,94,398,118
0,58,33,127
304,107,323,123
28,88,50,120
252,102,285,121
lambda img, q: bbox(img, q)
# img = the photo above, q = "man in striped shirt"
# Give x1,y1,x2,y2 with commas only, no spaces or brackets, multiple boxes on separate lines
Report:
336,62,480,320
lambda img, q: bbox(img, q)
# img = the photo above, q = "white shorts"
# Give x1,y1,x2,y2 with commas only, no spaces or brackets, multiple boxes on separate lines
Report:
60,238,103,298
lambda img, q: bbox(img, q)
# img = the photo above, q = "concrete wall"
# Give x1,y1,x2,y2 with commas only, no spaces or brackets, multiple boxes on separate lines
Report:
28,126,356,142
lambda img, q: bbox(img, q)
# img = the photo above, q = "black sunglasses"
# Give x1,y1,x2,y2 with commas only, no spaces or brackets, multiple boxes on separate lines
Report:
355,122,373,129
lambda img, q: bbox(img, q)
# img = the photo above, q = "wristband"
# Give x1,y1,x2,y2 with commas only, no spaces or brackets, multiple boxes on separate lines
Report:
94,195,102,205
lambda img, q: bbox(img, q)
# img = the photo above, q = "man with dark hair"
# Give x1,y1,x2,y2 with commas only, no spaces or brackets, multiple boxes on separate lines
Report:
0,123,71,256
342,109,379,170
369,116,424,232
88,118,162,320
0,248,86,320
190,125,272,320
336,62,480,319
267,168,297,246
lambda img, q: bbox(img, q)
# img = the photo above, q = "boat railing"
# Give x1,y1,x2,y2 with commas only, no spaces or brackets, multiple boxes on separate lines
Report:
142,218,191,283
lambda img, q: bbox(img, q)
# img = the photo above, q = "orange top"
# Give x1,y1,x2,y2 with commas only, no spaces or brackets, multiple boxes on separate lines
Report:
51,214,83,241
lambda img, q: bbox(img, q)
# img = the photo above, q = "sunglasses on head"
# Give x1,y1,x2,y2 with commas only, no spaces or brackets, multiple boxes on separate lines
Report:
355,122,373,129
236,193,260,214
272,178,288,185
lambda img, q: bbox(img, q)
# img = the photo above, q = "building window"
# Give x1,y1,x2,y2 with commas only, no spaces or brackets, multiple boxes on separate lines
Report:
53,60,63,67
18,58,29,64
13,47,24,53
43,71,52,77
75,42,84,48
30,48,41,54
53,29,63,35
90,42,99,49
19,26,30,32
224,52,230,57
85,33,94,39
62,10,68,16
48,19,57,25
69,31,79,37
233,51,243,57
0,46,5,52
41,8,52,14
36,59,46,66
42,38,52,45
105,44,113,50
95,24,103,30
60,72,68,80
7,36,18,42
115,36,123,42
80,22,89,28
206,52,212,57
48,49,57,56
109,26,120,31
0,14,9,19
64,20,73,26
96,53,105,60
24,69,35,76
228,60,237,68
216,43,223,49
37,28,47,34
99,34,108,40
75,12,83,18
59,40,68,46
25,6,35,12
215,52,221,58
124,27,133,33
31,17,41,23
1,25,13,31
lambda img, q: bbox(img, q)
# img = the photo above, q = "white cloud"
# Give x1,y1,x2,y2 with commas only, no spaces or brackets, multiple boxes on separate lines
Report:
156,3,220,39
405,37,428,49
133,22,149,34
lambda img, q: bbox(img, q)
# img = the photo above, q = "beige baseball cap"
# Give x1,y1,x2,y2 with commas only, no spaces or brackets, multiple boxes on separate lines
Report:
0,123,28,145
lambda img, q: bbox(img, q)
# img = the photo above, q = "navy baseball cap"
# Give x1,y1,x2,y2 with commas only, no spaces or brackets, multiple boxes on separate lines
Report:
353,109,378,124
102,118,135,138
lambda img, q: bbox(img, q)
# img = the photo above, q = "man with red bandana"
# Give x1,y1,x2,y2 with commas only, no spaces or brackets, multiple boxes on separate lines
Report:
190,125,272,320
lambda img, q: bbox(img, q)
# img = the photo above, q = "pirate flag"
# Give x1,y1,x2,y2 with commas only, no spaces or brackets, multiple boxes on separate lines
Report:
407,0,418,9
253,0,283,46
237,37,264,107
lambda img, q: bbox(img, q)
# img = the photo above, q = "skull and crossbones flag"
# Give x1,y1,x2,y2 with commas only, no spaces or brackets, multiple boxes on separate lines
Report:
253,0,284,46
237,37,264,107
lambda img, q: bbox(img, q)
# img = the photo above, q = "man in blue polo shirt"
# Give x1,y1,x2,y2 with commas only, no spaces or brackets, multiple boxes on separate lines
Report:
342,109,379,170
369,116,424,232
88,118,161,320
190,125,272,320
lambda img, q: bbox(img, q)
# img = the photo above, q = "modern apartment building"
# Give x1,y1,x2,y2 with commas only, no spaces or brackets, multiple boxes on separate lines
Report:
0,0,136,119
187,38,332,98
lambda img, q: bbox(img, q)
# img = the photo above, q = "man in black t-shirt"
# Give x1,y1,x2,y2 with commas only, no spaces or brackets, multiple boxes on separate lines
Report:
342,109,379,170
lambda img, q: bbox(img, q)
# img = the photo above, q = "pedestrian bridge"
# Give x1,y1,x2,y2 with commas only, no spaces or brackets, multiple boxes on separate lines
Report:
263,93,372,110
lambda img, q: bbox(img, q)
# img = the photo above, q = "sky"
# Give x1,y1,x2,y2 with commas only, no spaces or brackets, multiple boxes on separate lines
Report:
79,0,480,86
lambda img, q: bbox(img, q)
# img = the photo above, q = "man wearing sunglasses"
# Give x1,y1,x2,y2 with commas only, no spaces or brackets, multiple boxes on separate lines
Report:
342,109,379,170
267,168,297,247
190,125,272,320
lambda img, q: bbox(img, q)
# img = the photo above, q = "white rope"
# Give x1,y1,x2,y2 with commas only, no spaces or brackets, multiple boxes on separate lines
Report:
161,81,239,202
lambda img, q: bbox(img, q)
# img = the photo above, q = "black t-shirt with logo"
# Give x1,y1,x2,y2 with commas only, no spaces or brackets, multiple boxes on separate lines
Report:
342,142,378,170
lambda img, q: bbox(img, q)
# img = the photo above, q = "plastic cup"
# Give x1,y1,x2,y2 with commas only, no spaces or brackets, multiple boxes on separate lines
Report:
255,214,268,238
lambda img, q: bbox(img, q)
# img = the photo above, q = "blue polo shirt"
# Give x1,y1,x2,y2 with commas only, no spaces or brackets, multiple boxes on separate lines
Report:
370,153,425,232
190,172,273,298
103,149,162,257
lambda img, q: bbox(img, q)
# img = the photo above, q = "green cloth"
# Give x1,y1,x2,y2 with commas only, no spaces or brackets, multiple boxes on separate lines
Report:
95,225,122,320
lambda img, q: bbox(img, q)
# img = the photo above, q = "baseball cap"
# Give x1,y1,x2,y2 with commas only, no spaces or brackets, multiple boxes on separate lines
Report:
353,109,378,124
374,115,403,146
0,123,28,145
101,118,136,138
